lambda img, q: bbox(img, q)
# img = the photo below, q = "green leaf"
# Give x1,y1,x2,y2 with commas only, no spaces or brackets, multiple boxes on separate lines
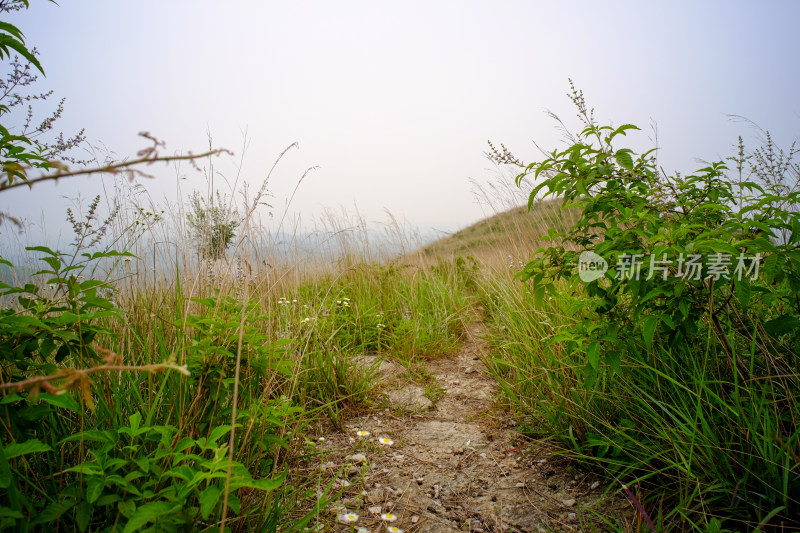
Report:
206,425,231,446
0,394,23,405
25,245,58,256
614,149,634,171
134,457,149,474
199,485,221,520
605,350,622,375
0,27,44,74
60,429,116,445
764,315,800,336
118,499,136,519
33,497,77,525
76,500,92,532
122,501,175,533
4,439,52,459
68,463,105,476
0,507,23,519
583,361,598,389
586,341,600,370
642,315,659,351
129,412,142,432
735,279,751,309
39,392,80,413
87,476,104,504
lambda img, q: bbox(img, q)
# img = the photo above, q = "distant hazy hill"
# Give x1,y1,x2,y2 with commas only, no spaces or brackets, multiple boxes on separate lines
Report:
411,199,578,265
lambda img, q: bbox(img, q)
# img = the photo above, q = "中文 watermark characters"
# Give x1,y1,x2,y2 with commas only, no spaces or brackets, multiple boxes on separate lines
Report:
578,251,761,282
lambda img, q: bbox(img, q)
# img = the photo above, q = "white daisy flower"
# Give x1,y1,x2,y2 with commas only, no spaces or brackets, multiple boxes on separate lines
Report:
387,527,404,533
338,512,359,524
378,437,394,446
356,430,371,438
380,512,398,522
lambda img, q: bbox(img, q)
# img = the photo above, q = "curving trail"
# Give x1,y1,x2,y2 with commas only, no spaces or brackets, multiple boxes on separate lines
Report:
308,323,631,532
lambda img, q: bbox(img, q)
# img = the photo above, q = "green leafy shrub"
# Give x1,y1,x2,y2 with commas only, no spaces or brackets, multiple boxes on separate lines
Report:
488,85,800,529
186,190,239,260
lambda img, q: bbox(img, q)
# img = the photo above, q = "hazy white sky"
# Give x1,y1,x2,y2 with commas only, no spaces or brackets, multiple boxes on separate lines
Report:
2,1,799,244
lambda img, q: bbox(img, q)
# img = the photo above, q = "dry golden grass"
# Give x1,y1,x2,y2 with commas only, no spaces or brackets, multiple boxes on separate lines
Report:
401,198,581,272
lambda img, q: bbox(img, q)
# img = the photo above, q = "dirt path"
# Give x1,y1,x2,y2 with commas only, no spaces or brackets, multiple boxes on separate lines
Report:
306,323,631,532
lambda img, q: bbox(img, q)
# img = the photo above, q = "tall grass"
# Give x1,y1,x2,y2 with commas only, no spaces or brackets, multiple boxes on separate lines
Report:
0,146,475,530
480,265,800,532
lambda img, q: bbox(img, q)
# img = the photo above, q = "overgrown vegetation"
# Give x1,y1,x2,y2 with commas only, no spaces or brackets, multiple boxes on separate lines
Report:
484,83,800,531
0,5,464,530
2,3,797,531
186,190,239,260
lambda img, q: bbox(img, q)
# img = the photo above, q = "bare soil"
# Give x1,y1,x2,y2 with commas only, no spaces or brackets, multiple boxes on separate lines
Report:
300,323,633,532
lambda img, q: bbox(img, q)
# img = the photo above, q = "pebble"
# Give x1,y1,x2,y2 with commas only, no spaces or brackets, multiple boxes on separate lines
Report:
568,512,577,520
347,453,367,464
562,498,576,507
590,481,600,490
368,506,382,515
411,515,419,524
515,482,525,488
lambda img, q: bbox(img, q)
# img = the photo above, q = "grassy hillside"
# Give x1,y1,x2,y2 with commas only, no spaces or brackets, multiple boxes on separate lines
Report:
410,199,580,268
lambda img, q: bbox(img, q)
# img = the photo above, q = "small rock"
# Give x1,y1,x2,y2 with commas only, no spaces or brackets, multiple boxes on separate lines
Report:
568,512,577,520
411,515,420,524
464,367,477,375
347,453,367,464
368,506,382,515
515,482,525,488
415,478,424,485
590,481,600,490
347,466,360,476
562,498,576,507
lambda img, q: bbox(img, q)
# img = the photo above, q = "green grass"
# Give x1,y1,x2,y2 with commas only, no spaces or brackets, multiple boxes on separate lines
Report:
5,189,796,531
477,268,800,531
